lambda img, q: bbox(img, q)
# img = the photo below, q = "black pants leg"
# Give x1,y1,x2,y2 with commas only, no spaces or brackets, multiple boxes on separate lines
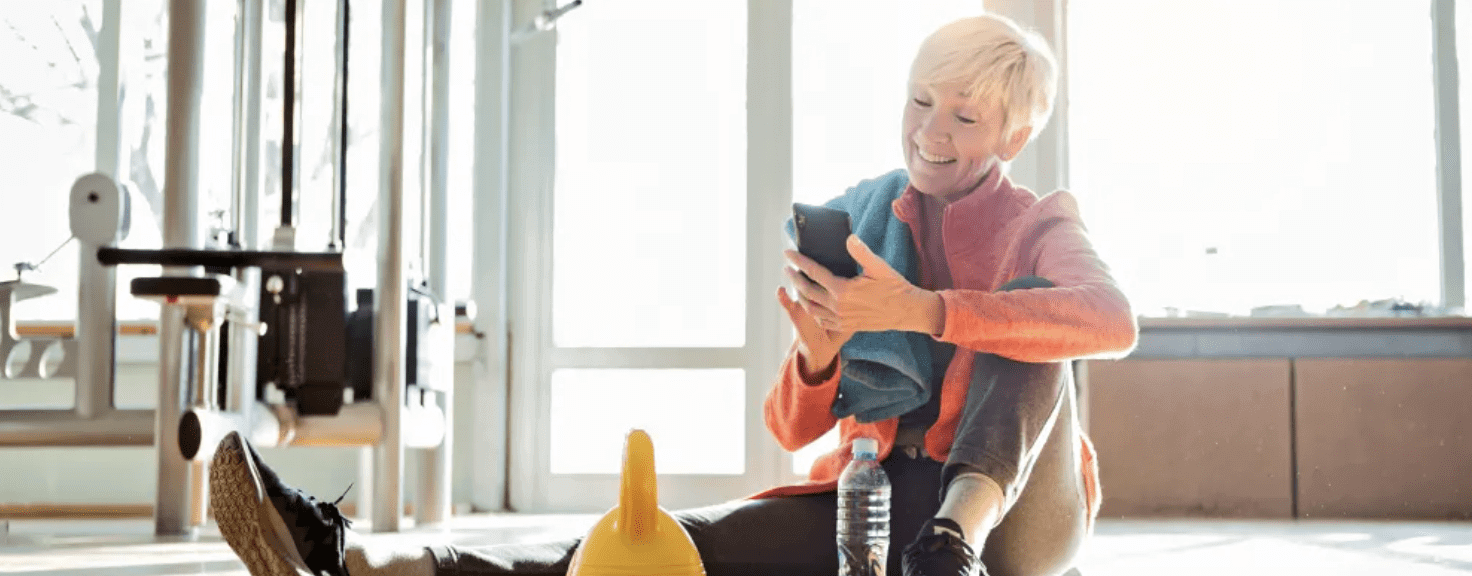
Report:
941,276,1090,576
427,455,946,576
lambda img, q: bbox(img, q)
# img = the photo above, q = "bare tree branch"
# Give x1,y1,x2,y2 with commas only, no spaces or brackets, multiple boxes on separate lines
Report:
130,87,166,230
1,8,95,128
79,2,99,57
51,14,83,74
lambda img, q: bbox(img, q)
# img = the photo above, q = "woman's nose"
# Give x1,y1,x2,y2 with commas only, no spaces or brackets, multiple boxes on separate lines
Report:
919,115,948,143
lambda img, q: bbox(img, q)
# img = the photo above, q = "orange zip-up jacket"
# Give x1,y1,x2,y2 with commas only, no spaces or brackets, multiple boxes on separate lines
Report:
753,170,1137,525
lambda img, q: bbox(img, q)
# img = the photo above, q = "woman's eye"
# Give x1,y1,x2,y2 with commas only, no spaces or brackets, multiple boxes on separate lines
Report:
912,98,931,107
956,115,976,125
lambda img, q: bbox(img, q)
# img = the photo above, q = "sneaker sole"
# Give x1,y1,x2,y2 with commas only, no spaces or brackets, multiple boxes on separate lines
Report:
209,432,312,576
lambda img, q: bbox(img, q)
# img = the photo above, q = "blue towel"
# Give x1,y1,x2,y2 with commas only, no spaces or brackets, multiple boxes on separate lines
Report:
786,169,936,423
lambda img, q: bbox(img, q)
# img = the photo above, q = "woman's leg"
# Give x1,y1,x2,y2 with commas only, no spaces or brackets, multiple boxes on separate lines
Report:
941,276,1069,498
937,276,1089,575
421,495,835,576
211,418,944,576
423,455,946,576
978,382,1087,576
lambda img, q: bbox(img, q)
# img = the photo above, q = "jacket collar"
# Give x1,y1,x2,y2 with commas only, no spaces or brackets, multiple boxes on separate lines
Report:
892,167,1013,224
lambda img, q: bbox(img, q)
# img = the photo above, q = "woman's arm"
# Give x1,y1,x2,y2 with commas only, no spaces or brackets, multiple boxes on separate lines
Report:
763,342,843,452
935,198,1138,362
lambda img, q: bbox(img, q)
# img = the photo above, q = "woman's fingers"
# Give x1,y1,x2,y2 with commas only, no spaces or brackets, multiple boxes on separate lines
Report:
776,285,822,326
783,265,837,312
777,287,845,368
778,277,840,331
784,250,839,292
776,285,805,323
797,294,838,328
777,286,845,355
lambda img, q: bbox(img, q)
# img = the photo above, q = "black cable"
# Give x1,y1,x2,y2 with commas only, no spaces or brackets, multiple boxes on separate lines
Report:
337,0,349,248
281,0,298,227
12,236,76,279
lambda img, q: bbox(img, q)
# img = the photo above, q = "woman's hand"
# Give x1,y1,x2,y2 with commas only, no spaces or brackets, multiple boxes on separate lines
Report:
776,285,852,378
783,235,945,336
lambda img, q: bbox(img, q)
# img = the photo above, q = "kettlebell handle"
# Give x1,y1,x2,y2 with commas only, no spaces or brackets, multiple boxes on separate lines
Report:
618,429,658,542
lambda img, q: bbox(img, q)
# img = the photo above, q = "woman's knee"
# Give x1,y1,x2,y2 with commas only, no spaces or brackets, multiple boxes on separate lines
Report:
982,525,1085,576
982,484,1087,576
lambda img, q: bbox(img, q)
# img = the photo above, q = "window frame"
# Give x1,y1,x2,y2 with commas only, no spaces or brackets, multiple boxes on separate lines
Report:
1062,0,1463,315
501,0,793,513
1432,0,1464,309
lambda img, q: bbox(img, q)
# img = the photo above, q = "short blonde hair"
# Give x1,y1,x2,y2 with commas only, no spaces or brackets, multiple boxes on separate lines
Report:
910,14,1058,142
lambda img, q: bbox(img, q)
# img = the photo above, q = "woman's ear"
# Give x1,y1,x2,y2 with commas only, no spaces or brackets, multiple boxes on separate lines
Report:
1000,125,1033,161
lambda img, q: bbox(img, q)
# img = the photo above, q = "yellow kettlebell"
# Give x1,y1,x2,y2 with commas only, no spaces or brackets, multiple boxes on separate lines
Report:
566,429,706,576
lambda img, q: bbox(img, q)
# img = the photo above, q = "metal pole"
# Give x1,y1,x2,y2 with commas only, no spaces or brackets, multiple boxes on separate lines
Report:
231,0,248,242
94,0,123,177
156,310,193,537
156,0,208,537
228,0,264,418
1433,0,1465,310
75,231,119,420
469,0,511,513
358,446,376,522
281,0,303,229
299,402,444,448
241,0,262,252
374,0,410,533
417,0,454,526
0,410,155,446
745,0,794,492
503,0,555,513
331,0,350,250
79,0,124,422
179,401,444,460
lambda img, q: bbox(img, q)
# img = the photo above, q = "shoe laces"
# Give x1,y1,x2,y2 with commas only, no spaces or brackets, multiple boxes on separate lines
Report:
906,529,975,576
287,483,353,576
313,483,354,531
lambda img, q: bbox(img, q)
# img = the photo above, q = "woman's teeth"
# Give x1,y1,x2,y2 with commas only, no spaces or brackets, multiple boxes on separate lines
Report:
918,149,956,164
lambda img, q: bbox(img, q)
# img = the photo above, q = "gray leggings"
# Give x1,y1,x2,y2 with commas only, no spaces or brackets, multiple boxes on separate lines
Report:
429,279,1088,576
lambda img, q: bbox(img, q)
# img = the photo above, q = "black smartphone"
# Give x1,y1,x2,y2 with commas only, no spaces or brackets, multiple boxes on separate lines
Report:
792,203,860,278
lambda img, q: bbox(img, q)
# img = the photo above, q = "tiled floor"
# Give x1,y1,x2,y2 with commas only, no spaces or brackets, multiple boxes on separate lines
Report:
3,516,1471,575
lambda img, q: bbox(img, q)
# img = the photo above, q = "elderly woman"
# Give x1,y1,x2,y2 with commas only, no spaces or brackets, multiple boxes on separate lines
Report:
767,11,1135,576
206,12,1135,576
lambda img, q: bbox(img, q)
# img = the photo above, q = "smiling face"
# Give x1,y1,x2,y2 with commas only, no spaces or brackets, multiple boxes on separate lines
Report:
901,80,1030,201
901,14,1059,200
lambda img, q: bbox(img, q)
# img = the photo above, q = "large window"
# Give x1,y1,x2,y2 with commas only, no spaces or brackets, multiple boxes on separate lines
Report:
789,0,984,475
1,1,102,320
552,1,748,348
0,0,235,322
511,0,753,512
1069,0,1440,317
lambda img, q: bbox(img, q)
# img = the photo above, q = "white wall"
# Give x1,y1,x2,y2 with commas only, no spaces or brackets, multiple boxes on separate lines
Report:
0,335,488,511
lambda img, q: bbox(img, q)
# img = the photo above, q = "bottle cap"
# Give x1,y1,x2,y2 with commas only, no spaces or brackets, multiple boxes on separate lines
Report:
851,438,878,457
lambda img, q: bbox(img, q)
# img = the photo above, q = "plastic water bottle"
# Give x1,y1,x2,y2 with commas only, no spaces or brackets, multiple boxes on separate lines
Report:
837,437,891,576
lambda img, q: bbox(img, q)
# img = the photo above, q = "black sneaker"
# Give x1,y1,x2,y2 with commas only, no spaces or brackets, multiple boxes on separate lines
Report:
209,431,353,576
902,518,987,576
